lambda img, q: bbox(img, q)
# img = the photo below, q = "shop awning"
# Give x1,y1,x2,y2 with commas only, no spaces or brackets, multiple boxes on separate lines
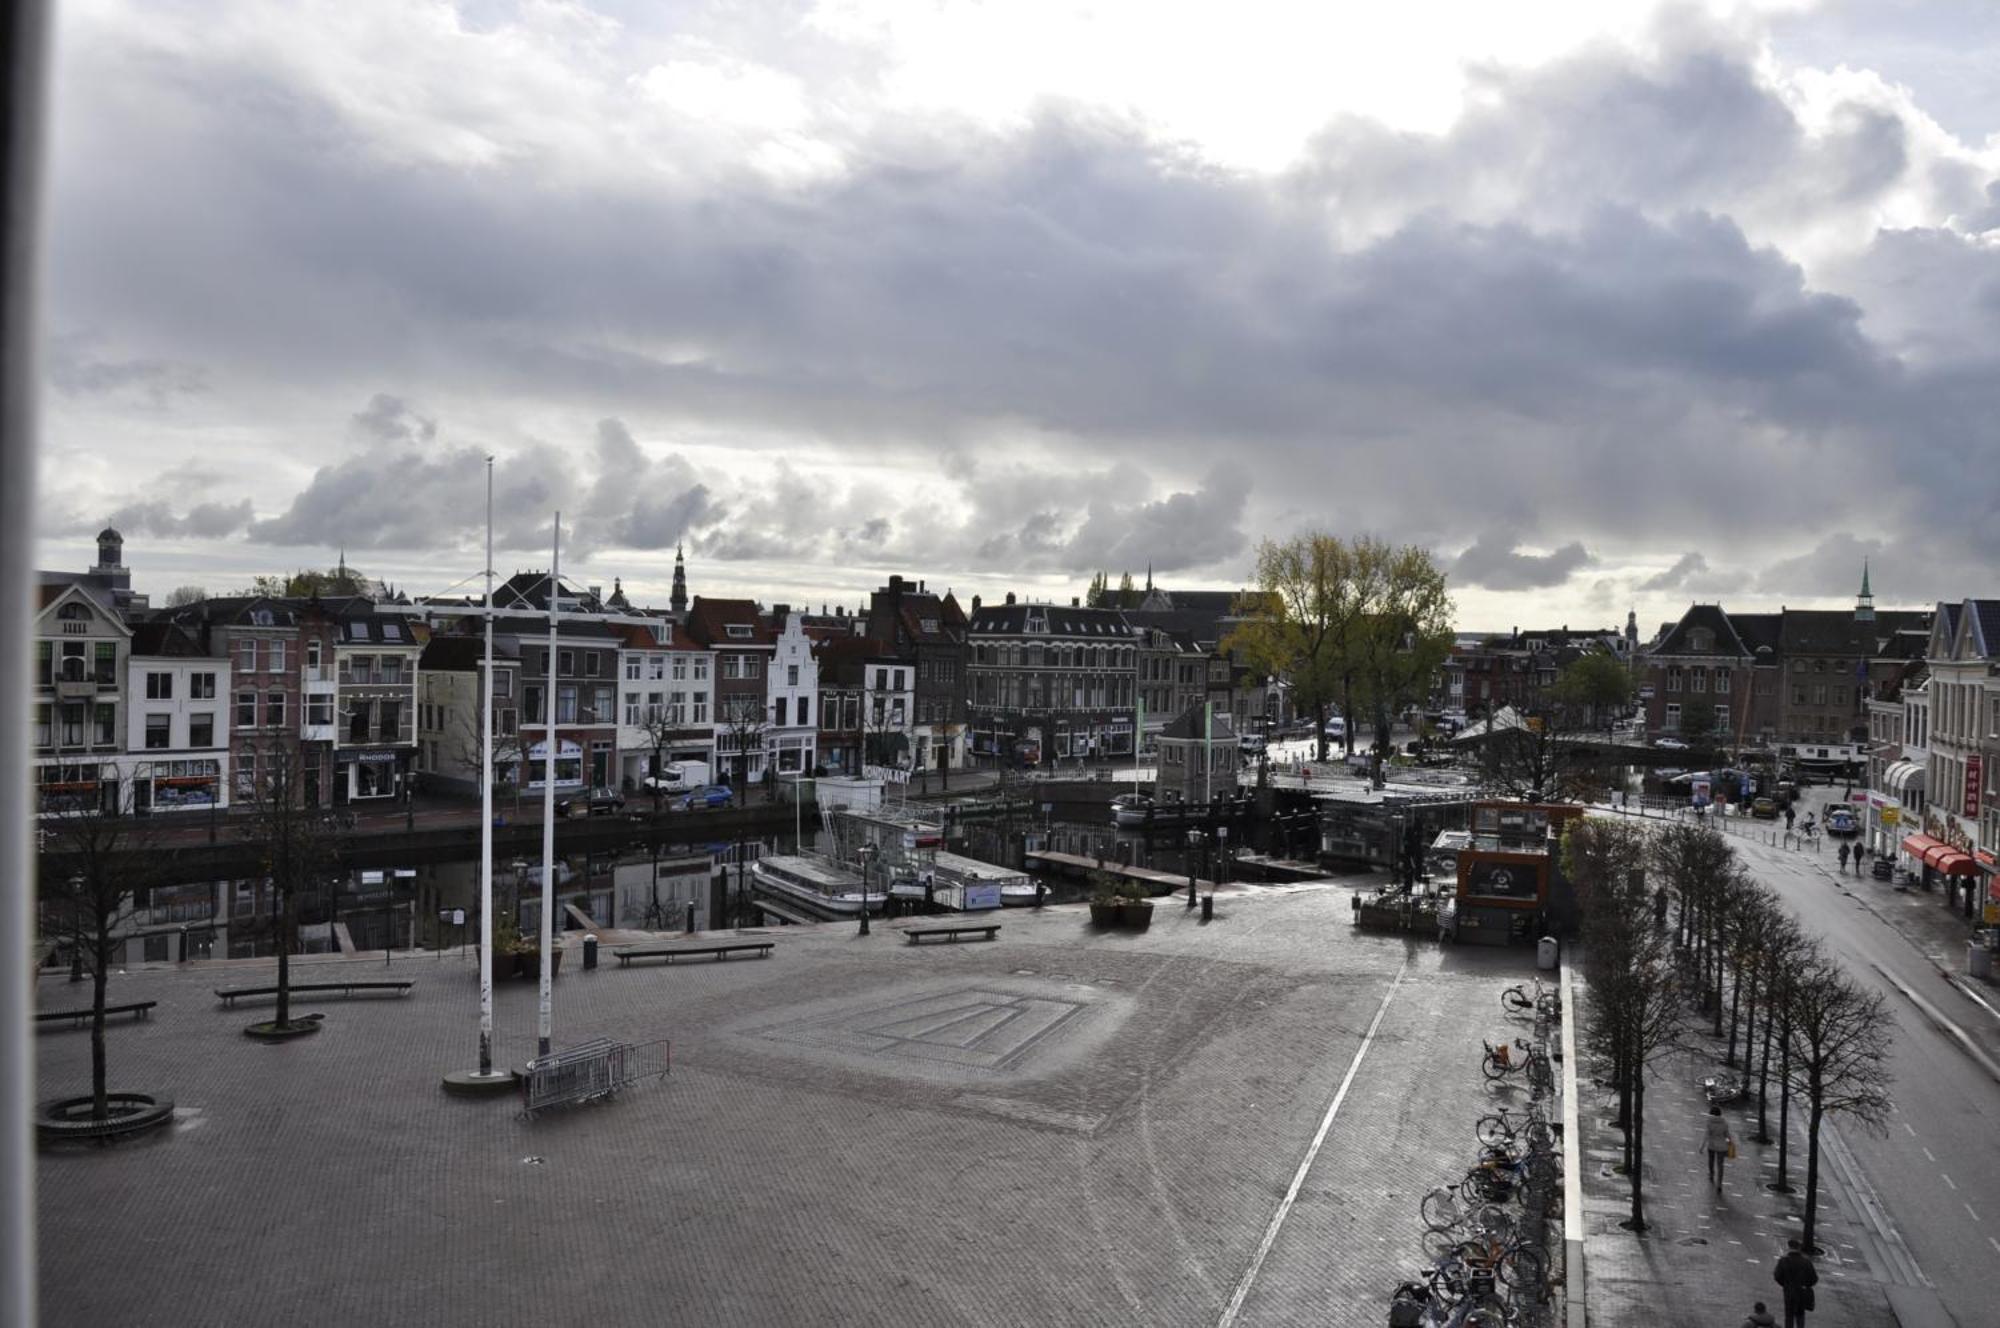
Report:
1901,833,1944,860
1883,761,1926,798
1931,848,1980,876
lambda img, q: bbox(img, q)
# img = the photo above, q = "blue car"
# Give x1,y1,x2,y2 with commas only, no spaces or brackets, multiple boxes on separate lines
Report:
678,784,733,811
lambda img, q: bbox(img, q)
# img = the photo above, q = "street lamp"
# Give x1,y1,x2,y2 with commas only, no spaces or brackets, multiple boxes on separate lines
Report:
857,842,875,936
1186,827,1204,908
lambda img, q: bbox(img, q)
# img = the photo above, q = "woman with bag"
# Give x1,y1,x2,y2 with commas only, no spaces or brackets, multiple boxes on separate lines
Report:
1702,1104,1733,1189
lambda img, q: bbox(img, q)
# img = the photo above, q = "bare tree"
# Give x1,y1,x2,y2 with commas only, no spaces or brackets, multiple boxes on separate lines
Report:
163,584,209,608
1567,817,1686,1229
1751,910,1807,1148
635,707,679,811
718,696,768,801
1782,953,1896,1252
447,706,527,813
1724,880,1781,1069
235,739,344,1032
37,800,171,1120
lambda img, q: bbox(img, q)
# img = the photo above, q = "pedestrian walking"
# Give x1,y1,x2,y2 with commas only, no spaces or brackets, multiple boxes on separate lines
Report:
1838,843,1850,871
1701,1105,1733,1189
1773,1239,1818,1326
1741,1302,1778,1328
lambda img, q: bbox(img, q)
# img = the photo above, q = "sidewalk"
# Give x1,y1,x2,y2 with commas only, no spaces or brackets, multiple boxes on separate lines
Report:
1576,979,1901,1327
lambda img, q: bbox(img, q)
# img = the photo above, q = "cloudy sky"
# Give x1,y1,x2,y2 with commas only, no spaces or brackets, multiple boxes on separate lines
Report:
35,0,2000,629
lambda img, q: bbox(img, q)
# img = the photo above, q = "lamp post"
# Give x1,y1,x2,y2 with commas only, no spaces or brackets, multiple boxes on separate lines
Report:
1217,824,1229,888
1186,827,1204,908
857,842,875,936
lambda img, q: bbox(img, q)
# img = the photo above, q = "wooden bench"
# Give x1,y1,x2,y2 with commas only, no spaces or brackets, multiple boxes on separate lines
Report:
901,923,1002,945
213,981,414,1007
35,1000,158,1027
614,942,774,966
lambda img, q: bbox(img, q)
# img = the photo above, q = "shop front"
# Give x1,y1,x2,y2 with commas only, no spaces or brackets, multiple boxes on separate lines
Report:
132,759,225,814
525,738,584,790
341,748,406,802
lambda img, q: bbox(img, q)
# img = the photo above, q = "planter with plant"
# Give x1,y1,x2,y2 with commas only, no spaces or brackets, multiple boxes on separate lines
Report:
1115,878,1154,931
1087,871,1123,928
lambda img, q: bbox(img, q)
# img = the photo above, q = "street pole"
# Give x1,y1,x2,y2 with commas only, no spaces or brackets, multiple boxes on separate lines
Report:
858,843,873,936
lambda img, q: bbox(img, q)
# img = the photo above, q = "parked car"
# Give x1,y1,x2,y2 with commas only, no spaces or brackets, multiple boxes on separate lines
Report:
1652,737,1689,750
1750,797,1778,819
1824,808,1859,837
556,787,625,817
1324,716,1347,740
676,784,734,811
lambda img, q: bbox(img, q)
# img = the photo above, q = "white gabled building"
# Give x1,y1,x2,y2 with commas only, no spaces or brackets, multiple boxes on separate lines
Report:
126,621,232,815
765,610,820,778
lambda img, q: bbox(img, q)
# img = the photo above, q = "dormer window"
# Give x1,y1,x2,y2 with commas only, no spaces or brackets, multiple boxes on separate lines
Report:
251,609,275,627
382,622,402,641
725,624,753,639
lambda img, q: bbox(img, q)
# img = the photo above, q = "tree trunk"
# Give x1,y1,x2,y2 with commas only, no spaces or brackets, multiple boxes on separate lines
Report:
1802,1102,1825,1253
1733,963,1757,1070
1753,977,1775,1143
276,886,292,1029
1772,1010,1793,1191
1313,701,1328,763
1627,1071,1648,1230
90,926,111,1120
1712,939,1727,1035
1725,954,1744,1063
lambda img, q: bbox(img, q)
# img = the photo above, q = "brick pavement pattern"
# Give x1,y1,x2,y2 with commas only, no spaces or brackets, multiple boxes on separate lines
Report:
36,881,1544,1328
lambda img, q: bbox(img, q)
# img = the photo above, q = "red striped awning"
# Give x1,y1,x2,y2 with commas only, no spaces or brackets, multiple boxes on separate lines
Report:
1933,850,1980,877
1901,833,1943,860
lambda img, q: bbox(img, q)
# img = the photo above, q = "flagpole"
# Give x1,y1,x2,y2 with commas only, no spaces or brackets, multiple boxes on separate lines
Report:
539,512,559,1058
442,457,516,1096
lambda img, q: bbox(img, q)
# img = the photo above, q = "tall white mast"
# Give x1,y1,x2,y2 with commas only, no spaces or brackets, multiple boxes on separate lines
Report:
538,513,559,1057
478,458,495,1073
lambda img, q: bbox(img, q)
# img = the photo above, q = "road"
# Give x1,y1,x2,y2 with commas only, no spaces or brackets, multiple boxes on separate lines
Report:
1718,810,2000,1327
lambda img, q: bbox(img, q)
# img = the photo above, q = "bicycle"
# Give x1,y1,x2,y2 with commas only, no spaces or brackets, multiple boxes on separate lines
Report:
1481,1038,1552,1085
1475,1106,1555,1150
1500,979,1559,1018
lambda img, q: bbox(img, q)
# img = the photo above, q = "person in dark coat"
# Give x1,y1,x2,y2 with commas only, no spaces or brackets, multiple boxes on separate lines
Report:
1773,1239,1818,1326
1741,1302,1777,1328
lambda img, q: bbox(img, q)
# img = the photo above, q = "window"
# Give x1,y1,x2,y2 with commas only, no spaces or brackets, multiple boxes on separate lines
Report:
1691,668,1706,694
625,656,641,681
32,704,49,747
1791,685,1806,705
306,695,333,727
145,714,172,749
266,691,286,728
1665,702,1682,730
380,700,401,740
191,672,216,699
585,653,600,677
94,641,116,684
268,640,286,674
1714,670,1730,695
624,697,640,726
693,658,709,681
743,657,761,679
380,656,403,685
1812,685,1826,706
492,669,512,698
592,686,615,723
146,672,173,700
381,622,402,641
307,639,322,679
238,639,257,674
523,684,544,725
237,691,258,728
725,624,753,639
557,685,578,724
692,696,708,724
351,655,375,683
798,697,809,727
788,665,799,686
559,651,574,676
666,657,681,681
774,698,788,726
721,656,741,680
237,752,257,798
1666,666,1682,693
667,691,686,723
349,700,372,742
1713,706,1729,733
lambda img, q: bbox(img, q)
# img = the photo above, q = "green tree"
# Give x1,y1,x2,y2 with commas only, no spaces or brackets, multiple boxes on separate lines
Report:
1553,648,1634,732
1223,534,1364,762
1084,571,1109,608
1348,539,1455,781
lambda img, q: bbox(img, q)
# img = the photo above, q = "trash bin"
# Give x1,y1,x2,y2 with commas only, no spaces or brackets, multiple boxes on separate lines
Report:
1969,939,1994,981
1537,936,1560,971
582,934,598,971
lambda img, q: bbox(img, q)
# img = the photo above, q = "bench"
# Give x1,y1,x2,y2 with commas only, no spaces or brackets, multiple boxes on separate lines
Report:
614,942,774,966
35,1001,158,1027
901,923,1002,945
213,981,414,1007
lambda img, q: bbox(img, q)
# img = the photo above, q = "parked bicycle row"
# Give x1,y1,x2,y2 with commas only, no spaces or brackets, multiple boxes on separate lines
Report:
1385,981,1565,1327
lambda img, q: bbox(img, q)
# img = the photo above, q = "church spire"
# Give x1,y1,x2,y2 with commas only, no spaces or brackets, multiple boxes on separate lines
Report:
1855,560,1874,623
670,541,689,616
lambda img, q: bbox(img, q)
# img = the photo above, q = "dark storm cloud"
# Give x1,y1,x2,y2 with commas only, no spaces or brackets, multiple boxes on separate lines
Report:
39,8,2000,603
1641,552,1711,592
1452,532,1597,591
98,499,255,540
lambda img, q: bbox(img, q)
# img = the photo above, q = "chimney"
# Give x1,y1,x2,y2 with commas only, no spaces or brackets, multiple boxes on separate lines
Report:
1071,597,1080,607
888,575,906,592
773,603,790,619
972,595,982,611
919,580,926,593
1004,592,1015,606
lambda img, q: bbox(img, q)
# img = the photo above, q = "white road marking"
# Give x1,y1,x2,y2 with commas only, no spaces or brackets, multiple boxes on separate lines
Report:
1922,1147,1936,1162
1942,1173,1957,1191
1989,1236,2000,1255
1903,1122,1917,1137
1868,963,2000,1086
1965,1202,1980,1222
1217,958,1407,1328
